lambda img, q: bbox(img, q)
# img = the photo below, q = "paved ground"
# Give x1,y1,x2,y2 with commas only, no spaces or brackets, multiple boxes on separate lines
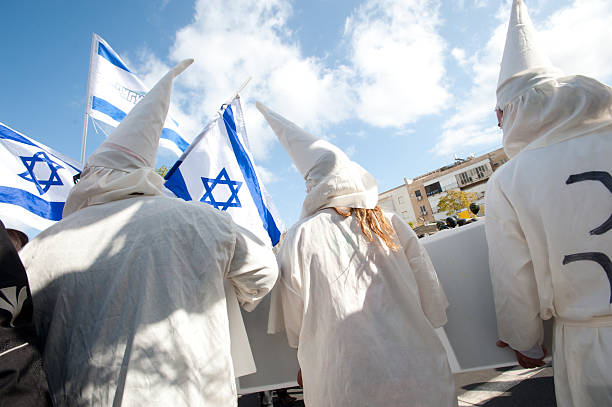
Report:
238,364,557,406
456,365,556,406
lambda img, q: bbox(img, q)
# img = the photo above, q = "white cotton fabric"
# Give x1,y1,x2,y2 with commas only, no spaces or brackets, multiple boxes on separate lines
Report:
274,209,455,406
487,9,612,401
255,102,378,219
485,135,612,406
500,76,612,159
20,195,278,406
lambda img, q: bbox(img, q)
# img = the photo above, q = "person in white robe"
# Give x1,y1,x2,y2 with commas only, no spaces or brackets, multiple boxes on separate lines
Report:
485,1,612,406
19,60,278,406
257,102,456,407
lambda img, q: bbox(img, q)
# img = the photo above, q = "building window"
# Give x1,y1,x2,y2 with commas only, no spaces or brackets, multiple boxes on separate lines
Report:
415,190,422,201
456,164,492,186
398,196,404,204
475,165,487,179
458,172,472,185
425,182,442,196
420,205,427,215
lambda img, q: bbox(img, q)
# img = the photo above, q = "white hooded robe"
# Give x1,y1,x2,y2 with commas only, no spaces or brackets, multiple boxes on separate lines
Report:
486,2,612,405
277,208,456,406
486,78,612,406
257,102,456,407
21,195,278,406
19,60,278,406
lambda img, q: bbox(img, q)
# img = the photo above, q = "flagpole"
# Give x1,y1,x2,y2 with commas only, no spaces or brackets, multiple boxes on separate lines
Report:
80,113,88,165
235,77,251,97
80,33,97,165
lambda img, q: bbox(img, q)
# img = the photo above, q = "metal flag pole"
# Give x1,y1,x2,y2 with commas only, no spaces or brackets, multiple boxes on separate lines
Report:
80,113,88,166
220,77,252,107
80,33,97,165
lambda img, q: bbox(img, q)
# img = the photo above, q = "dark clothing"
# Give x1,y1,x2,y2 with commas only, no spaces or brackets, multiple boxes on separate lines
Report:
0,221,51,407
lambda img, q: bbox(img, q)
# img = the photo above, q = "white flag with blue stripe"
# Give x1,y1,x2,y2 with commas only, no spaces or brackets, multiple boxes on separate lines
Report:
0,122,81,232
86,33,190,156
165,98,283,247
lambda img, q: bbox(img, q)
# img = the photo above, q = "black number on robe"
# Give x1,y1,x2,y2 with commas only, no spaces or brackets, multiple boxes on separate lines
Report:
566,171,612,235
564,171,612,303
563,253,612,303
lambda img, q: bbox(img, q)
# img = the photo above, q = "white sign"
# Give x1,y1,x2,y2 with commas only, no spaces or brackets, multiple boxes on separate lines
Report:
237,220,552,392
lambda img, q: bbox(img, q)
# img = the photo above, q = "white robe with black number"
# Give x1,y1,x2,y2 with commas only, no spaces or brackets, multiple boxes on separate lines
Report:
276,208,456,407
20,195,278,407
486,76,612,407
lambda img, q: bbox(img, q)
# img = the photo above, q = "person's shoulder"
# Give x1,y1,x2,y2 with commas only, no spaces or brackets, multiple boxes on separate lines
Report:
140,196,236,234
489,157,516,181
384,210,416,241
282,209,334,244
152,195,230,217
294,209,335,229
380,208,400,222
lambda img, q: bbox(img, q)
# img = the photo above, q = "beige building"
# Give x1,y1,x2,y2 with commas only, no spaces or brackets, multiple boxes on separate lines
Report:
378,148,508,226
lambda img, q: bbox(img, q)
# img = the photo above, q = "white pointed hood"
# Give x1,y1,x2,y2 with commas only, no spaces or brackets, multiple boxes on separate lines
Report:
496,0,562,111
63,59,193,217
256,102,378,219
496,1,612,159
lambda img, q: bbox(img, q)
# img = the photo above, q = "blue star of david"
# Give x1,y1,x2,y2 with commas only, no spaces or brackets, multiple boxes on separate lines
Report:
200,168,242,211
18,151,64,195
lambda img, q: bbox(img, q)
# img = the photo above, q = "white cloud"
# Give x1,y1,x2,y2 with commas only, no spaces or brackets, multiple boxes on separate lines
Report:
161,0,354,160
540,0,612,79
345,145,357,157
129,0,458,162
451,47,468,67
433,0,612,156
345,0,450,127
255,165,279,184
432,7,506,156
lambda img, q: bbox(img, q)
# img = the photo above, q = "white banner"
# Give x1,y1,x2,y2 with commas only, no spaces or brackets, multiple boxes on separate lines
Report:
236,220,553,392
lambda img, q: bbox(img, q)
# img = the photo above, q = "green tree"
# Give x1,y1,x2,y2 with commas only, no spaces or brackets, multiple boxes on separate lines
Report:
155,165,169,178
437,190,479,216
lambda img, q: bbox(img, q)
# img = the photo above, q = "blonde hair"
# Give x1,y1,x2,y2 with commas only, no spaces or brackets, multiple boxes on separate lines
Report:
334,206,400,251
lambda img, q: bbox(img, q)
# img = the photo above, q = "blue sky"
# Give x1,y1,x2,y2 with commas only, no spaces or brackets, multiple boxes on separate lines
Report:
2,0,612,227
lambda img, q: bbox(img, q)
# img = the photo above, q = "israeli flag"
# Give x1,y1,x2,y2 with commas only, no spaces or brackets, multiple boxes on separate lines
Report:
165,98,283,246
0,122,81,233
86,33,190,156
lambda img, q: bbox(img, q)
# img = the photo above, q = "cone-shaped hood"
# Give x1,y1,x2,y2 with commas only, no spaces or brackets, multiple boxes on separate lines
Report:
256,102,378,219
255,101,345,177
63,59,193,217
88,59,193,169
496,0,562,110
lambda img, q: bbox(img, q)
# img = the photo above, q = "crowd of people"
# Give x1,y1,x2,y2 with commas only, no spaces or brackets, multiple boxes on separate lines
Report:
1,0,610,406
